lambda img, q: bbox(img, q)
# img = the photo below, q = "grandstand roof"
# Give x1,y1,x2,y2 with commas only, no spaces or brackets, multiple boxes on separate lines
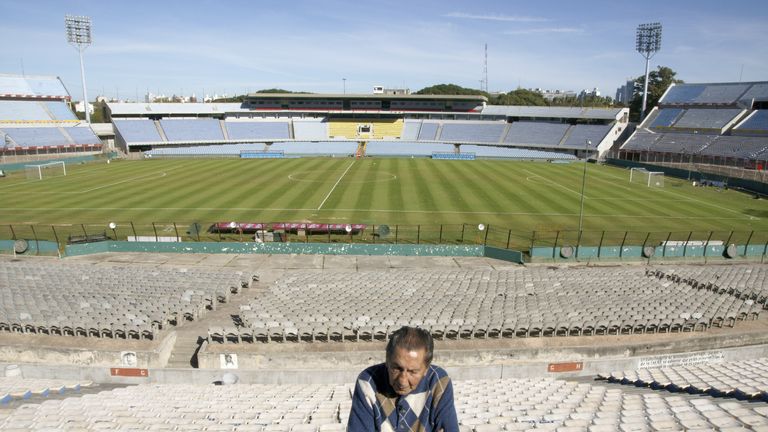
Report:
0,74,70,99
481,105,625,120
245,93,488,102
107,102,249,116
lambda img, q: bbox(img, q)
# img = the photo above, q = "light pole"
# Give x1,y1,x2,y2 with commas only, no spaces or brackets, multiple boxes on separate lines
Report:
577,140,591,234
342,78,347,94
636,22,662,122
65,15,92,124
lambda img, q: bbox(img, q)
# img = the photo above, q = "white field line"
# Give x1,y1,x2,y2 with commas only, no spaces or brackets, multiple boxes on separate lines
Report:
598,168,757,220
316,161,355,210
0,207,750,221
1,168,181,195
523,169,587,198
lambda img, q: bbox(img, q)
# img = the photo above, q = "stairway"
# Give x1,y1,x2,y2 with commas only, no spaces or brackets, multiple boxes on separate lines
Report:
165,286,257,368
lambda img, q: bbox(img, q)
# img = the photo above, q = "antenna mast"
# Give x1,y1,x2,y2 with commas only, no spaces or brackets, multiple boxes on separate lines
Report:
483,43,489,93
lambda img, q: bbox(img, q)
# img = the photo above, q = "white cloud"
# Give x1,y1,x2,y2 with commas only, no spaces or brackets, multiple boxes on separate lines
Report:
443,12,549,23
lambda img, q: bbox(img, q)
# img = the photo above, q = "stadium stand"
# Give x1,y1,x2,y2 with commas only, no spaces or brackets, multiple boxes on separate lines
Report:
561,124,611,148
0,127,71,148
1,378,767,430
504,122,569,147
159,118,224,142
65,126,103,145
365,141,455,157
112,119,164,143
44,101,78,121
225,120,291,140
601,357,768,399
146,143,266,157
227,265,763,343
0,261,253,340
0,74,70,99
292,119,328,141
328,119,403,139
672,108,744,130
400,120,421,140
0,377,92,405
621,81,768,163
460,145,578,160
735,110,768,134
438,121,507,143
269,141,358,156
0,101,53,122
417,121,440,141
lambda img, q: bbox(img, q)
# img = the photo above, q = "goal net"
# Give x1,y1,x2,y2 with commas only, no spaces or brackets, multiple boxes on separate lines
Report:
25,161,67,180
630,167,664,187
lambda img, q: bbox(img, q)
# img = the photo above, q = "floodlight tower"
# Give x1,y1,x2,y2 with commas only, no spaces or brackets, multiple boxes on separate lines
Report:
635,22,662,121
65,15,92,124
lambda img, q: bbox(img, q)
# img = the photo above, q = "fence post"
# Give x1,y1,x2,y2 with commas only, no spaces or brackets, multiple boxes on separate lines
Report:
703,231,713,258
483,224,489,246
506,229,512,249
460,224,465,243
744,231,754,256
51,225,60,248
683,231,693,257
173,223,180,241
597,231,605,258
619,231,628,258
530,231,536,253
662,232,672,257
416,225,420,245
372,224,376,244
30,225,39,256
724,230,734,248
395,225,399,244
80,224,88,238
762,238,768,263
9,224,16,240
552,231,560,259
130,222,138,240
439,225,443,244
152,223,159,242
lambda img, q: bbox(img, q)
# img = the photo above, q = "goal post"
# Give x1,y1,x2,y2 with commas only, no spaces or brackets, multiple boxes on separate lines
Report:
629,167,664,187
24,161,67,180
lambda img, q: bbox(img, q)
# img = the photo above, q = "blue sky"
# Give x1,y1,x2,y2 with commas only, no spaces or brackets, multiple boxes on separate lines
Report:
1,0,766,101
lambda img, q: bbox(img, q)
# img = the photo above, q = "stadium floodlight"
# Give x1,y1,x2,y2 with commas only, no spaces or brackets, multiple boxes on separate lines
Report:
65,14,92,124
635,22,662,121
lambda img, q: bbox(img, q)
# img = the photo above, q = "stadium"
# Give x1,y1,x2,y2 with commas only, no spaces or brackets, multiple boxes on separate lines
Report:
1,15,768,432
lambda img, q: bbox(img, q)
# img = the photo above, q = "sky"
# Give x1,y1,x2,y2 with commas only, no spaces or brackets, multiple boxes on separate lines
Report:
1,0,766,102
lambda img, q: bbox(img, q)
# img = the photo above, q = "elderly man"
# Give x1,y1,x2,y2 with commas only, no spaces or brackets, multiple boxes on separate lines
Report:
347,326,459,432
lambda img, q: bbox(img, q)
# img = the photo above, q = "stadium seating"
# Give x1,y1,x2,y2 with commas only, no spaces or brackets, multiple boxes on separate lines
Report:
146,143,268,157
45,101,78,121
159,118,224,142
561,124,610,148
0,376,91,405
504,122,569,147
647,108,685,129
0,75,69,98
1,378,767,430
651,133,717,154
269,141,358,156
672,109,744,130
601,357,768,399
225,121,291,140
64,126,102,145
112,119,164,143
0,127,70,148
459,145,577,160
663,83,751,105
417,122,439,140
230,265,764,343
0,101,54,122
365,141,455,156
0,261,253,340
438,121,506,143
739,83,768,104
735,110,768,133
400,120,421,140
328,119,403,139
700,136,768,159
293,119,328,140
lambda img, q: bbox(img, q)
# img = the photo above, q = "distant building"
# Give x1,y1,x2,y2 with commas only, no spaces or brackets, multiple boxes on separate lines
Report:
578,88,601,101
615,80,634,104
74,100,94,114
531,88,578,101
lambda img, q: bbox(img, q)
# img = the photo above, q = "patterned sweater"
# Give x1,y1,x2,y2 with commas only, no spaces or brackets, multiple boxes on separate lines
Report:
347,363,459,432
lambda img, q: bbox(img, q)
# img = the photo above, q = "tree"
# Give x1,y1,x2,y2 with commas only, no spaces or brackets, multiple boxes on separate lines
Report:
494,89,548,106
630,65,683,121
415,84,489,98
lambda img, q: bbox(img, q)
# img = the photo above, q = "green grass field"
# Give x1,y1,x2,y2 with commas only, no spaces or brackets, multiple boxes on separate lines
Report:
1,157,766,248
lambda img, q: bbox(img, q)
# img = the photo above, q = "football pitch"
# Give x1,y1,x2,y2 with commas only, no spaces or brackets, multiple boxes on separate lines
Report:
1,157,766,247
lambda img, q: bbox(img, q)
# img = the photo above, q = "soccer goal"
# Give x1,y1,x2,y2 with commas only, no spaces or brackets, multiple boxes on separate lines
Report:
630,167,664,187
25,161,67,180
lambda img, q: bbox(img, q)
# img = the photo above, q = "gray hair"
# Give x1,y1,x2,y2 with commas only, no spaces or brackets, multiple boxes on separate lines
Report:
386,326,434,365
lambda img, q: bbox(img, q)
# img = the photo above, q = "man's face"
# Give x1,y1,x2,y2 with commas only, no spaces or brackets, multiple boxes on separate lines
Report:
386,347,428,396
